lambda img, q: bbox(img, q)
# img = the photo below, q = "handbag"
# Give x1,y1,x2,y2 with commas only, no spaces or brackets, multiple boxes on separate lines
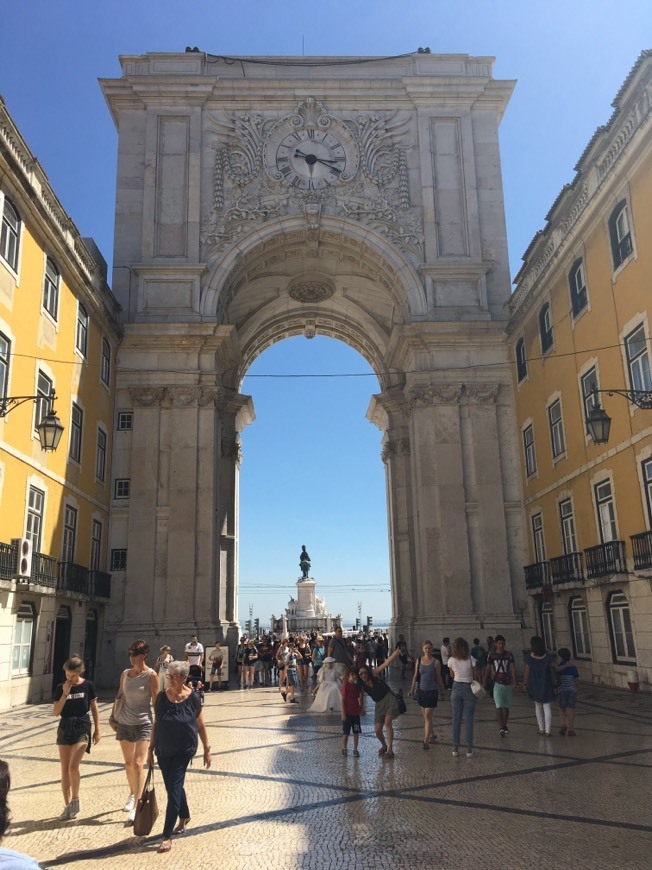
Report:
390,689,407,715
133,766,159,836
109,669,127,732
470,680,486,699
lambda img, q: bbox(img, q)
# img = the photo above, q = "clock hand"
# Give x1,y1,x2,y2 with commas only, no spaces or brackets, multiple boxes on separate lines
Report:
294,150,343,172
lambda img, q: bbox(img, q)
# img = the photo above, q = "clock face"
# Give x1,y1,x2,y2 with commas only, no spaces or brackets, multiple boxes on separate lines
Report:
264,123,358,191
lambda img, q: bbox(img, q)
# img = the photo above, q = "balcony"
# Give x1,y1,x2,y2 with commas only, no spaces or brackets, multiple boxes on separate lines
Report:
58,562,111,599
584,540,626,579
631,531,652,571
524,561,551,591
0,541,111,598
550,552,585,585
32,553,57,588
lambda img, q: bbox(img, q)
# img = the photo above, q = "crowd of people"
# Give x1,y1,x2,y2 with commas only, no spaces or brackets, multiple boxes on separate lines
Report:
45,628,579,855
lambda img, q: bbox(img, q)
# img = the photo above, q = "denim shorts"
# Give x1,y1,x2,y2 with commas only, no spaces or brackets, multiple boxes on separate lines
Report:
287,668,298,687
558,690,577,709
115,721,152,742
492,683,513,709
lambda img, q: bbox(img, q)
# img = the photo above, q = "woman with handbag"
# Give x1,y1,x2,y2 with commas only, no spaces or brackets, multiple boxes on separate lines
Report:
408,641,446,750
113,639,159,823
357,646,403,759
447,637,480,758
148,660,211,854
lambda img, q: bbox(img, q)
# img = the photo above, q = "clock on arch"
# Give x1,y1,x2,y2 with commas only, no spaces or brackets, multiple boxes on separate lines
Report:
263,100,359,192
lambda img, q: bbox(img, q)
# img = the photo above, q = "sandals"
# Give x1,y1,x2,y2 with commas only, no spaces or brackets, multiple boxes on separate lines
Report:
157,840,172,853
173,818,190,835
377,745,387,756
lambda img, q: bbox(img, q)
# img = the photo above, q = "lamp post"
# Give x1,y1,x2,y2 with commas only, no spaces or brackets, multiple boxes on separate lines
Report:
0,391,64,451
585,387,652,445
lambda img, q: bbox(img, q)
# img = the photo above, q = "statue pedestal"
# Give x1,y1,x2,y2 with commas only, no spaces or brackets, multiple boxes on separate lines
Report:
296,578,316,617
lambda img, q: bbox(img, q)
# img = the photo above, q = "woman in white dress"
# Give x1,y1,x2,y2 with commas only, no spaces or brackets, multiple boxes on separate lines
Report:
310,658,342,713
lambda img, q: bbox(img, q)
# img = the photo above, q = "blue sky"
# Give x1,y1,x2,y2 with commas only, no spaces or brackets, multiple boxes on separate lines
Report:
1,2,649,627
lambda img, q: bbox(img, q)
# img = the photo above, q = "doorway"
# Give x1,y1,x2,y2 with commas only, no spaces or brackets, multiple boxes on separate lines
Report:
51,605,71,695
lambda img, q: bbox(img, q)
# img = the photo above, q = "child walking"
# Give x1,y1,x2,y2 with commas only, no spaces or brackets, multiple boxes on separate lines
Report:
341,667,364,757
556,648,579,736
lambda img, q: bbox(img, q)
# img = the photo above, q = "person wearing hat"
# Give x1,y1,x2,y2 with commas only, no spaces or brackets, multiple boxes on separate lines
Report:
310,656,342,712
155,646,173,692
483,634,517,736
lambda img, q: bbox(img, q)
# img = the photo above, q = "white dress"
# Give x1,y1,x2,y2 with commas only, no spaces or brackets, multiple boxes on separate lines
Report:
310,666,342,713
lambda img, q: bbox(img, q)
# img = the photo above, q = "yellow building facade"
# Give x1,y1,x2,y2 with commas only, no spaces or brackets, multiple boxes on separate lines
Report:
0,98,121,707
508,52,652,689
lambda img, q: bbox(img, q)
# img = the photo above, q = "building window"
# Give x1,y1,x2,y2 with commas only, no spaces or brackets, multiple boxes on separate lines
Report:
96,428,107,482
42,258,60,320
581,367,599,432
608,200,633,269
540,602,555,652
607,591,636,662
568,258,588,316
0,333,10,399
111,549,127,571
101,339,111,386
1,199,20,271
523,424,537,477
548,399,566,458
90,520,102,571
62,505,77,564
559,498,577,554
642,458,652,527
595,480,617,543
26,486,44,553
569,598,591,658
515,338,527,382
539,303,553,353
34,371,53,432
12,603,35,675
76,304,89,357
69,403,83,463
117,411,133,431
625,324,652,395
531,512,546,563
114,479,131,499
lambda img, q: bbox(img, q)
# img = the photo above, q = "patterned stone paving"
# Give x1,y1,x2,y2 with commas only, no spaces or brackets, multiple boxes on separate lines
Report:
0,677,651,869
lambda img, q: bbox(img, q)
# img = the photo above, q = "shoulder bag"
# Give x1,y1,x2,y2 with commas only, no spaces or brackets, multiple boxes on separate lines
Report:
133,765,159,836
109,669,128,732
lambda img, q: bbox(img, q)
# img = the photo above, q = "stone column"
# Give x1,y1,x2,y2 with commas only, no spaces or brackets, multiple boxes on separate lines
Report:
216,391,254,650
407,383,476,623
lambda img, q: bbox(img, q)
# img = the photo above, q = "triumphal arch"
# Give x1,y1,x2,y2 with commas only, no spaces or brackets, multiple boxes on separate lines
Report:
100,51,526,672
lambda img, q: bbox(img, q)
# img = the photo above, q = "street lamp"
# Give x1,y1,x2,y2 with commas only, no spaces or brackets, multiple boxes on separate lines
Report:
585,387,652,445
0,391,65,451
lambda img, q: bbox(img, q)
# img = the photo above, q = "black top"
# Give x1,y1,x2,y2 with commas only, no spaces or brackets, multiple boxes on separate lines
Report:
154,691,202,759
54,680,96,719
360,676,391,703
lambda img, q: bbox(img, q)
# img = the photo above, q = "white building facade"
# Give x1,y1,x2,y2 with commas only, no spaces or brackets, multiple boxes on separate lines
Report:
99,51,527,679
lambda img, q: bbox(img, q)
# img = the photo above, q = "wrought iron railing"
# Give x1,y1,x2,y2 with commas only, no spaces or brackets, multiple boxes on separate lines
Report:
89,570,111,599
584,540,626,579
32,553,57,587
0,542,14,580
0,542,111,598
550,552,585,584
58,562,90,594
631,531,652,571
524,561,551,590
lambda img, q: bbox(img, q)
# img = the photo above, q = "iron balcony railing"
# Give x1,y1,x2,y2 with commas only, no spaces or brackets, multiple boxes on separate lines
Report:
0,542,14,580
0,540,111,598
524,561,551,590
550,552,585,584
584,540,626,579
32,553,57,588
631,531,652,571
89,569,111,599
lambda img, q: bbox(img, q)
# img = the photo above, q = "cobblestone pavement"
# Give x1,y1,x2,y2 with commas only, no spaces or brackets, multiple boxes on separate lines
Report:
0,676,651,869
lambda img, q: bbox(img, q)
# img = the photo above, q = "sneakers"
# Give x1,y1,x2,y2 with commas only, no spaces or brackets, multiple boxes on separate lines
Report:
289,698,298,704
281,691,287,702
123,794,135,813
353,749,360,758
428,735,438,743
559,725,568,735
59,805,70,821
128,808,136,824
423,742,430,750
567,729,576,737
68,798,80,819
502,727,509,734
466,749,475,758
451,748,459,757
499,728,507,737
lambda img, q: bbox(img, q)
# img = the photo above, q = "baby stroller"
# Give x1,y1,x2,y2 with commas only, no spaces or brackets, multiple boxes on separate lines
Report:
187,664,205,706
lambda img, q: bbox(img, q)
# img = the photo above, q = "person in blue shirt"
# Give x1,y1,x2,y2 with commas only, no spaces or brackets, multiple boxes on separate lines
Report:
556,647,579,736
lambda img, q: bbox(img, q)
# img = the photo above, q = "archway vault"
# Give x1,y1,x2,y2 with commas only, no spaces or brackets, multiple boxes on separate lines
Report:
201,215,425,389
